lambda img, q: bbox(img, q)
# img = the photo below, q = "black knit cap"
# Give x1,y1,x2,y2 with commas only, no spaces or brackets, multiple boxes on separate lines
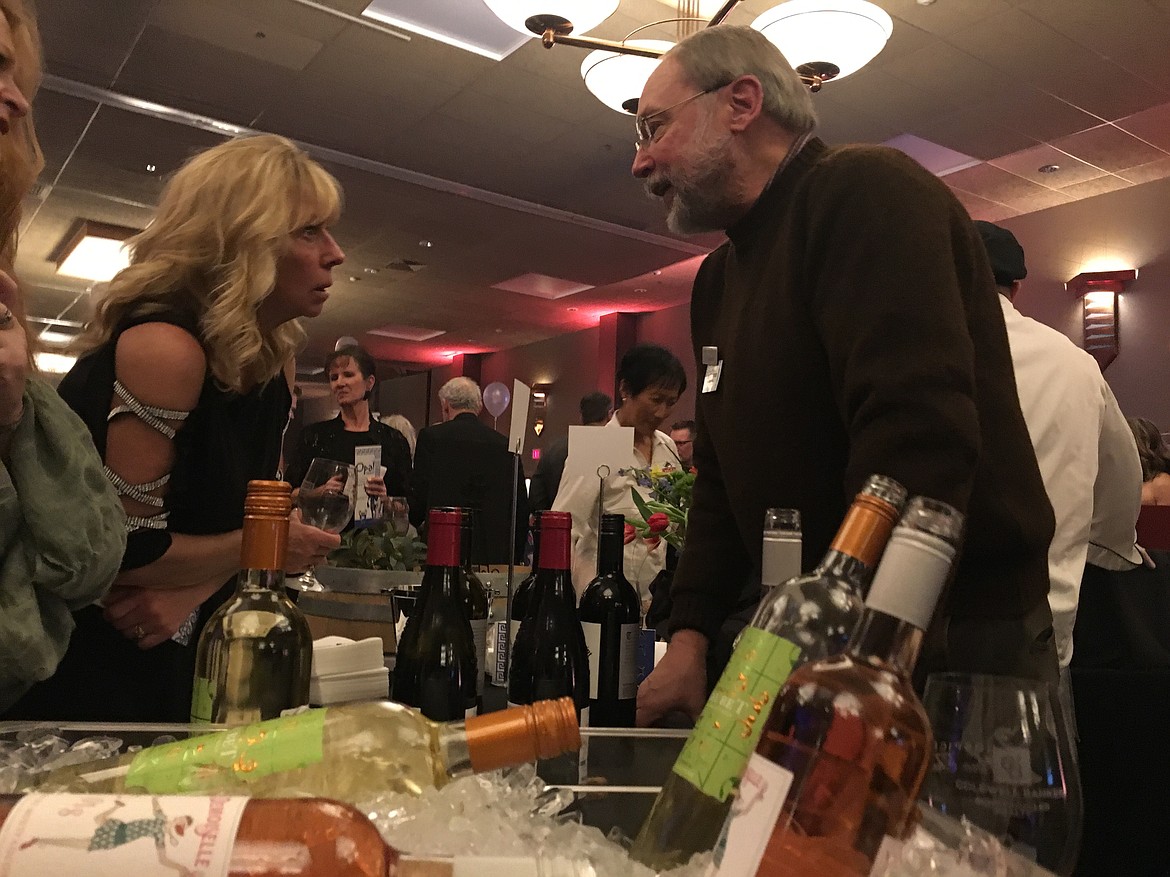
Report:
974,220,1027,287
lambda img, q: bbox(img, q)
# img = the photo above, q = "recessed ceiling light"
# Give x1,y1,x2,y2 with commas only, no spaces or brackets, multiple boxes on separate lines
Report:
419,240,432,248
34,351,77,374
348,275,360,282
916,0,936,5
653,270,662,276
52,219,137,282
635,288,647,293
1039,164,1061,173
364,267,379,274
567,307,578,312
145,164,156,173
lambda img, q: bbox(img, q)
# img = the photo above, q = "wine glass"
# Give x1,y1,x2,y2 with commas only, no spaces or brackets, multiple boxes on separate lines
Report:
920,672,1083,875
383,495,410,536
295,458,355,592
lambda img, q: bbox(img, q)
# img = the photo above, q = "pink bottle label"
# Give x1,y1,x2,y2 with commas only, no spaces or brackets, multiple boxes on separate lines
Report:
0,793,247,876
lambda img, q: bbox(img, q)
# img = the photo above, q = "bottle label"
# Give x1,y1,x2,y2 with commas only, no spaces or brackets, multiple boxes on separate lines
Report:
710,754,795,877
124,708,328,793
581,622,641,701
671,628,801,802
190,676,213,724
470,618,490,696
618,623,639,698
0,793,247,876
578,705,590,784
581,622,602,699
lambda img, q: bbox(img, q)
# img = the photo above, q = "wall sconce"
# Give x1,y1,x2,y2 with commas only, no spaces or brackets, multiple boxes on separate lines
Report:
1065,269,1137,370
533,419,545,436
51,219,138,282
531,385,549,408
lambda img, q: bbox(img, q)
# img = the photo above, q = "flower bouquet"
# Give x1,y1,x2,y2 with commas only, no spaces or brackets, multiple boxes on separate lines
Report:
620,463,695,552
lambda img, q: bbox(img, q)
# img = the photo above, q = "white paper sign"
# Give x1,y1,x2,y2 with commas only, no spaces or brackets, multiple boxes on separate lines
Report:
563,424,634,482
509,380,531,455
352,444,382,524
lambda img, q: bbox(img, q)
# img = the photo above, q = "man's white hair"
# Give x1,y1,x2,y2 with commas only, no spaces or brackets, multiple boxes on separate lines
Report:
439,376,483,413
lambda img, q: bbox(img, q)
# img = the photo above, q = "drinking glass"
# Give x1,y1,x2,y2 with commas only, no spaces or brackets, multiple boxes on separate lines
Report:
384,495,410,536
294,458,355,592
920,672,1083,875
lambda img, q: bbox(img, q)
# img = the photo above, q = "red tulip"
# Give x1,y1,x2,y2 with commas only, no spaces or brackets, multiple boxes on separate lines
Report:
647,512,670,534
623,523,637,545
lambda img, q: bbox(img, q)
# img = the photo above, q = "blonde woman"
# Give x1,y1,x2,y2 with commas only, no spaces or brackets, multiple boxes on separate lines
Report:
381,413,418,460
0,0,125,714
6,134,345,722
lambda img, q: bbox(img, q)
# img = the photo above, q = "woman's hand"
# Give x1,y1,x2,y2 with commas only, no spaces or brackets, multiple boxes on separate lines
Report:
0,268,28,429
365,474,386,498
102,581,220,650
287,508,341,573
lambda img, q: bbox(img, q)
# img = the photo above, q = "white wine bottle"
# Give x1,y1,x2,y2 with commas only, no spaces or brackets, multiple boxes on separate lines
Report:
630,475,907,870
32,698,580,804
191,480,311,725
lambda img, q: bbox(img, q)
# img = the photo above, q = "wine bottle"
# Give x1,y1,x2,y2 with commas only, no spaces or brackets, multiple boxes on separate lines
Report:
31,698,580,803
510,511,542,649
191,480,311,725
714,497,964,877
761,508,802,590
0,793,397,877
391,509,478,720
507,511,589,721
459,507,492,703
577,513,640,727
630,475,907,870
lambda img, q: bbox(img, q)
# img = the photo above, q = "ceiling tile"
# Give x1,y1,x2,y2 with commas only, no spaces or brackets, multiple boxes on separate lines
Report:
914,107,1037,161
969,87,1103,143
1051,124,1169,172
150,0,325,71
1117,157,1170,185
1058,174,1133,200
39,0,157,85
989,143,1106,187
944,162,1057,204
1115,102,1170,152
946,185,1020,222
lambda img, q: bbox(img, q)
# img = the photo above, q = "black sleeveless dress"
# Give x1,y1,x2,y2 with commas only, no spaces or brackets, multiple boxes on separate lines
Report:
3,310,292,722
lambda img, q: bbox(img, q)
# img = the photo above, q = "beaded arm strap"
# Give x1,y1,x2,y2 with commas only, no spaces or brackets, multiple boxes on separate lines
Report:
104,380,192,532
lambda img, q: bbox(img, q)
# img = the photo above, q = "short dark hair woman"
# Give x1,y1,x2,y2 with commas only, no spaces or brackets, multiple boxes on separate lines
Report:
552,343,687,600
285,344,413,524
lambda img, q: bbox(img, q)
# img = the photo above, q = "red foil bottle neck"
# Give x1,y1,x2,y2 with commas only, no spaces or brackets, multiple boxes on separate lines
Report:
427,509,462,568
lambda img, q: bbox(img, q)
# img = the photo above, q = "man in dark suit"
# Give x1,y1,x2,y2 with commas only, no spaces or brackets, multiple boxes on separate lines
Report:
412,377,528,563
528,391,612,512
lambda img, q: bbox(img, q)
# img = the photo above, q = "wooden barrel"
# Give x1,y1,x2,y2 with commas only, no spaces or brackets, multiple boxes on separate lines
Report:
297,567,419,662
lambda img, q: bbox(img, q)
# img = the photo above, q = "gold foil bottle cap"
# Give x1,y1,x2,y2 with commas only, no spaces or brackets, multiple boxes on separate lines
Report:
240,480,292,571
464,698,581,772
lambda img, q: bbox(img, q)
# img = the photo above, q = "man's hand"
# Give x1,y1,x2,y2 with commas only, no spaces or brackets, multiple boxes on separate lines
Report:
636,629,708,727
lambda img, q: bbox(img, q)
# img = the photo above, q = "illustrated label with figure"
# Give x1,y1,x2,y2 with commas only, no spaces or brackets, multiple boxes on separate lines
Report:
0,793,247,875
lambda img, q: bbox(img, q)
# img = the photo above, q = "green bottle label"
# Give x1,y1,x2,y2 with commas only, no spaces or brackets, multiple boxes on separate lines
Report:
190,676,213,724
125,708,328,793
672,628,801,802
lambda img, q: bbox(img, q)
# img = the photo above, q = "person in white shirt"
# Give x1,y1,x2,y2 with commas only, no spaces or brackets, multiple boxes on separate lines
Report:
552,344,685,601
975,221,1143,670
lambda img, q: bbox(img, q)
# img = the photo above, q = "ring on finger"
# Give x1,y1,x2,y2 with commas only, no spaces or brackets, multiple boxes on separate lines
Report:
0,307,12,329
133,624,146,640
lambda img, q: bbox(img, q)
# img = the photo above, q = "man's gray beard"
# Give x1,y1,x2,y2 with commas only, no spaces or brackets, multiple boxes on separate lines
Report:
665,131,741,235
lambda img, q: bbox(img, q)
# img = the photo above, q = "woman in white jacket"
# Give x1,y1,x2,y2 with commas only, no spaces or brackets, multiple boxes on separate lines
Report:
552,343,686,603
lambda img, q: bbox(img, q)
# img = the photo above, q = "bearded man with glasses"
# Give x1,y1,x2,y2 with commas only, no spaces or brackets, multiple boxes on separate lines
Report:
631,26,1058,728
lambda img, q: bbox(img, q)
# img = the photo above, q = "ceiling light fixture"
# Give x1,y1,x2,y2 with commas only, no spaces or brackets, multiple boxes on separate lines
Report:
34,351,78,374
490,0,891,114
1039,164,1061,173
51,219,137,283
751,0,893,82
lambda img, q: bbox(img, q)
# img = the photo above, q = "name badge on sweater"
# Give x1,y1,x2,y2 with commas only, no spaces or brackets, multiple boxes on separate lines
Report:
702,361,723,393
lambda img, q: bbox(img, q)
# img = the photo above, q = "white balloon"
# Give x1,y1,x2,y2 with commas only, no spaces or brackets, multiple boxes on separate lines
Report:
335,336,359,350
482,381,511,418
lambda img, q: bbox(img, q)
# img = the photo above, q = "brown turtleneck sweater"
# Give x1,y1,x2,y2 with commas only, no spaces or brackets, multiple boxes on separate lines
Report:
670,137,1055,678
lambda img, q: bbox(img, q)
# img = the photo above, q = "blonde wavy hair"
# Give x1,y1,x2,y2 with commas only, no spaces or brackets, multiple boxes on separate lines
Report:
0,0,45,350
78,134,342,393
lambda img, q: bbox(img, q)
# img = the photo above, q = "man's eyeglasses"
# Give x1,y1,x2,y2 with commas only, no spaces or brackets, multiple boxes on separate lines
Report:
634,83,727,152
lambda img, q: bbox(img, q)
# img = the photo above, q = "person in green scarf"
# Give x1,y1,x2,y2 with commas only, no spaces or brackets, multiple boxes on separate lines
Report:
0,0,126,711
